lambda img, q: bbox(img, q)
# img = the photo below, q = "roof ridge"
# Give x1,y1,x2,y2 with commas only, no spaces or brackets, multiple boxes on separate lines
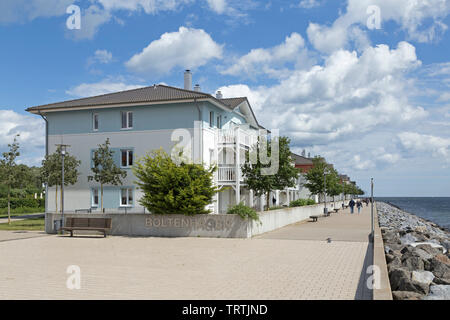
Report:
28,84,157,109
157,84,211,97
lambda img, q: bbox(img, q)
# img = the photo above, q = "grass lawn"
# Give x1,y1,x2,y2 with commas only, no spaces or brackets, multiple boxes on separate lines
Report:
0,218,45,231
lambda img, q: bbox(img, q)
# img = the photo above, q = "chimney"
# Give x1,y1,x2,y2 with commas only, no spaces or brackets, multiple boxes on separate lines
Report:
194,84,201,92
184,70,192,90
216,90,223,99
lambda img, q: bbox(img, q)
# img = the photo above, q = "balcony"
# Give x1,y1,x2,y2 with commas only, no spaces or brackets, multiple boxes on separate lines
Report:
217,166,244,183
218,129,253,147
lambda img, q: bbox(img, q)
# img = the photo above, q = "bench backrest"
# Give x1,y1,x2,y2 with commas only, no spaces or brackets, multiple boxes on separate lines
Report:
65,217,112,229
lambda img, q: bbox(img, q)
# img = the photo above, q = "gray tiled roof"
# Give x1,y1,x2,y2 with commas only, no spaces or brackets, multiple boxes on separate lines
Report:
26,84,233,112
219,97,247,109
290,153,314,165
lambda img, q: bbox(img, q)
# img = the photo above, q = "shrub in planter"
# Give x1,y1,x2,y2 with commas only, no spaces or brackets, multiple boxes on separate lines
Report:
289,198,316,207
227,202,260,222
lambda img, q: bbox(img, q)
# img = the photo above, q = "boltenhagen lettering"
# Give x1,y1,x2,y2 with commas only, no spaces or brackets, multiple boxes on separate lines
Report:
145,216,234,231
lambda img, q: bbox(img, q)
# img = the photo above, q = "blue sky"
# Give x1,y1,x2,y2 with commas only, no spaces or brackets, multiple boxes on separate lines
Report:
1,0,450,197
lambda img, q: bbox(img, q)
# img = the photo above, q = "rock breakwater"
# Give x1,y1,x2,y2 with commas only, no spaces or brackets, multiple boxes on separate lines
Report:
377,202,450,300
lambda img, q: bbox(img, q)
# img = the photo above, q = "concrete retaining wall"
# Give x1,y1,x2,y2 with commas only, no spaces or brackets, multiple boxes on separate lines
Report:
46,201,348,238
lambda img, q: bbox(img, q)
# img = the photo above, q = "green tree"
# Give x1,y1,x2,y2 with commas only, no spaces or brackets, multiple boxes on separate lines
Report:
326,169,342,202
0,135,20,224
41,146,81,212
88,138,127,211
133,149,219,215
241,136,299,210
303,156,339,202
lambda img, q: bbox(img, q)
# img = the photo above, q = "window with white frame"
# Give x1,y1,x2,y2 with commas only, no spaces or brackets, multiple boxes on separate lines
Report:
209,111,214,128
217,115,222,129
93,113,99,131
92,188,99,207
121,149,133,167
120,188,133,206
121,111,133,129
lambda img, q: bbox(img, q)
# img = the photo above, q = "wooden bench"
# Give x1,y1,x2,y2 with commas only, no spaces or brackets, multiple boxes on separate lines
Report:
333,208,340,213
61,217,112,238
310,215,319,222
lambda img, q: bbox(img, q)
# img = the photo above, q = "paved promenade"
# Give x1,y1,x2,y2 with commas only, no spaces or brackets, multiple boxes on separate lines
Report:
0,206,373,300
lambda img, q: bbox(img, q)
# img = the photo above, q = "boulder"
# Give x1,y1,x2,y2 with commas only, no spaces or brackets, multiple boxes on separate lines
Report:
400,233,418,245
423,285,450,300
428,255,450,279
410,242,446,254
392,291,423,300
415,244,443,257
388,256,402,271
433,277,450,285
434,254,450,265
397,278,430,295
401,254,425,271
389,267,411,291
411,271,434,285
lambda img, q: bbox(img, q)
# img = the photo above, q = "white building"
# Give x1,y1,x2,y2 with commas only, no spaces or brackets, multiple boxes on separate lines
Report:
27,71,304,214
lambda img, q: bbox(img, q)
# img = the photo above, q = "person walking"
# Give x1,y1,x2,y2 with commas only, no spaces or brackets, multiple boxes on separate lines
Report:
357,200,362,214
349,199,355,214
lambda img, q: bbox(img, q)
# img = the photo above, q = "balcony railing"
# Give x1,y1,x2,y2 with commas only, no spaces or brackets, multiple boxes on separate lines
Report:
218,166,243,182
218,129,253,147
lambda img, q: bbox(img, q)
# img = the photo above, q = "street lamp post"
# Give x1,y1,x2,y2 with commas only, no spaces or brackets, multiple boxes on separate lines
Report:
323,168,327,215
56,144,70,233
371,178,374,242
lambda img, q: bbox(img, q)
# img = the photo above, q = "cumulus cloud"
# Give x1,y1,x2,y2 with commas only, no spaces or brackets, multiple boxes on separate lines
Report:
87,50,114,66
125,27,223,75
306,0,450,53
206,0,227,14
66,79,144,97
219,41,426,148
0,110,45,166
221,32,314,79
398,132,450,162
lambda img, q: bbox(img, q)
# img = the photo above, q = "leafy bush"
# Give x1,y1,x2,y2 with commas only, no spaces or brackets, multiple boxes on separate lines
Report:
227,202,260,221
133,149,219,216
0,198,44,209
289,198,316,207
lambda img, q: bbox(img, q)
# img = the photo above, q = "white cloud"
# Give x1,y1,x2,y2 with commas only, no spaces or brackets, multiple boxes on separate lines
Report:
97,0,193,14
66,80,145,97
297,0,321,9
220,42,426,147
438,92,450,102
221,32,314,79
206,0,227,14
69,4,112,41
88,49,114,66
307,0,450,53
216,84,267,111
0,110,45,166
125,27,223,75
398,132,450,162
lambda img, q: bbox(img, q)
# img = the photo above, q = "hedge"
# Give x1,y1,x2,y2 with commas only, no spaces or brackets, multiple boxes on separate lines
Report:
0,198,45,209
289,198,316,207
